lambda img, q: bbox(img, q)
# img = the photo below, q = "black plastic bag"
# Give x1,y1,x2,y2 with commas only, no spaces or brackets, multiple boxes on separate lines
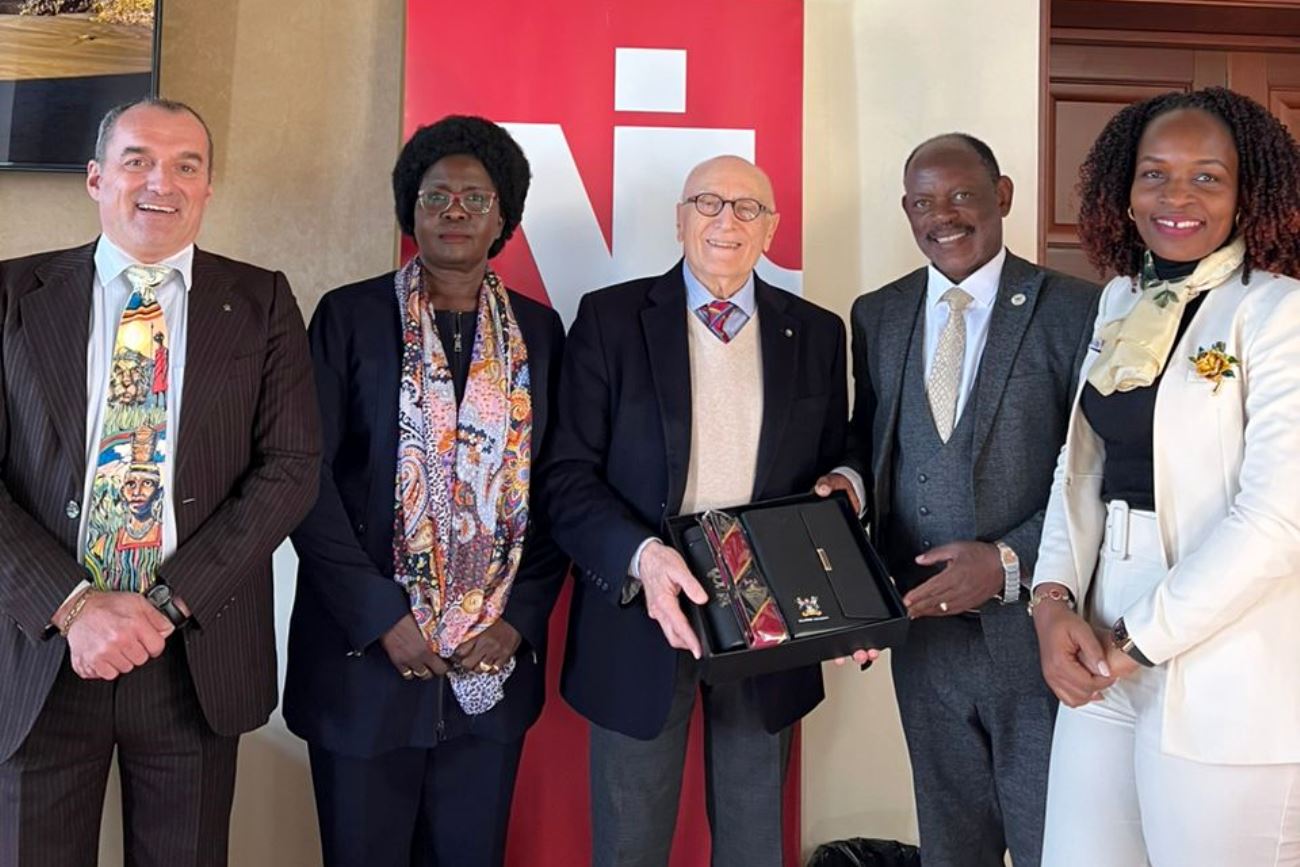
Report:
806,837,922,867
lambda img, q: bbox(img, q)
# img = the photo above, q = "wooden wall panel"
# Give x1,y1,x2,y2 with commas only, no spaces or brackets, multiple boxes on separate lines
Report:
1263,54,1300,132
1045,56,1198,279
1042,2,1300,280
1049,83,1186,233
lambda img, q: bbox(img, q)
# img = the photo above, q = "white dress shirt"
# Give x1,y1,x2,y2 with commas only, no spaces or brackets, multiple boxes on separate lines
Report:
921,246,1006,423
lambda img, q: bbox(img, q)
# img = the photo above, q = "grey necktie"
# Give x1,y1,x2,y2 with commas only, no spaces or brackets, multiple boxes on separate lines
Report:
927,286,973,442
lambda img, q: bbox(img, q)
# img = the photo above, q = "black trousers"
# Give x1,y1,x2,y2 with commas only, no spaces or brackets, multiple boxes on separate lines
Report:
309,733,525,867
0,643,240,867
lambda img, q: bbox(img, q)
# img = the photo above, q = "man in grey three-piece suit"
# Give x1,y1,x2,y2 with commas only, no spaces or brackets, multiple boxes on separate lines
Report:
818,134,1099,867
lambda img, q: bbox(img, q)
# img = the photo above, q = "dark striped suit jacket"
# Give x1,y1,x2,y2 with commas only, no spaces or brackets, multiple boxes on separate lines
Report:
0,241,321,762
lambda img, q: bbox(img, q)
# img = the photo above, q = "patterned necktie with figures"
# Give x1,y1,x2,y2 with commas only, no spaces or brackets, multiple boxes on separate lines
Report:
83,264,172,592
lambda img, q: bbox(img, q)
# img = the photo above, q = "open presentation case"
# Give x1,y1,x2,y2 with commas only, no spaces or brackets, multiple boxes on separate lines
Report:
664,491,909,682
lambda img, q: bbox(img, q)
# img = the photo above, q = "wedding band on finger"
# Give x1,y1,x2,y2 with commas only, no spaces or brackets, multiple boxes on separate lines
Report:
476,661,496,674
413,668,433,680
400,668,415,680
938,601,950,613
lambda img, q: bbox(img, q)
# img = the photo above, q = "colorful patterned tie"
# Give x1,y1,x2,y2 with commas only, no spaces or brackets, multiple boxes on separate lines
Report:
696,299,746,343
84,264,172,592
927,286,972,443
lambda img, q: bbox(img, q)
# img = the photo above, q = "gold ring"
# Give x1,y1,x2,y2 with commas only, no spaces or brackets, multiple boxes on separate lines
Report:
400,668,415,680
413,668,433,680
938,601,950,613
476,661,494,674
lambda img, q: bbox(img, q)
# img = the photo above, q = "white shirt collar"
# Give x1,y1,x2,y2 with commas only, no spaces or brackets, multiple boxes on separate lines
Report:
94,235,195,293
925,247,1007,310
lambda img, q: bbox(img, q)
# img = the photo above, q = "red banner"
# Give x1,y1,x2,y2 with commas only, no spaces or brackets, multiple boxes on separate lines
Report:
403,3,805,864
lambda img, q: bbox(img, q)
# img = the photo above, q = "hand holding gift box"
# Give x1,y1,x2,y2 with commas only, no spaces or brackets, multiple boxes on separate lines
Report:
667,492,908,682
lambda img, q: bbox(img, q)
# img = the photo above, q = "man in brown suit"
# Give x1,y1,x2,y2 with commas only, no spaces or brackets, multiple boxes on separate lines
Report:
0,98,320,866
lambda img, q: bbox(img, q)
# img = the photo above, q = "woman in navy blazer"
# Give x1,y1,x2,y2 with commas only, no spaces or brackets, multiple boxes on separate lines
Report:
285,116,567,867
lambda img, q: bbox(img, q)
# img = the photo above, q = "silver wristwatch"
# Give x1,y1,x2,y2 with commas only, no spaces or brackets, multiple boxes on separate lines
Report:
994,541,1021,603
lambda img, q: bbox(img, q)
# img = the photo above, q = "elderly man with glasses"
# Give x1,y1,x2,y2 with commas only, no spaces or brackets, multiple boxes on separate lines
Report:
546,155,848,867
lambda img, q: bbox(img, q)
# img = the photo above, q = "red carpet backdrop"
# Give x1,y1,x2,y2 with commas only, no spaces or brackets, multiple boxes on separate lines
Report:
403,2,805,863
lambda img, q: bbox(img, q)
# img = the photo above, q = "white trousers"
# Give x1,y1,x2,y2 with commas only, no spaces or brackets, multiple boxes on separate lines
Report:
1042,501,1300,867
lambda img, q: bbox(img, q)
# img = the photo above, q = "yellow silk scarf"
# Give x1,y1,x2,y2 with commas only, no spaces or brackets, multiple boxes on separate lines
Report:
1087,236,1245,396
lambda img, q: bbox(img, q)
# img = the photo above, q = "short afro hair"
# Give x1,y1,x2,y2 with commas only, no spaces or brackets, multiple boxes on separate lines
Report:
392,115,531,259
1077,87,1300,280
904,133,1003,184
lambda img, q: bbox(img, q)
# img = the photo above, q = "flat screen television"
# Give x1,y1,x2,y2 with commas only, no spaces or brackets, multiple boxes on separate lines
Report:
0,0,161,172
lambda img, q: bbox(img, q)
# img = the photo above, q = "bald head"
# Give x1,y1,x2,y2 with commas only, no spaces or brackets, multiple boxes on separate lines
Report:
676,155,781,299
680,155,777,209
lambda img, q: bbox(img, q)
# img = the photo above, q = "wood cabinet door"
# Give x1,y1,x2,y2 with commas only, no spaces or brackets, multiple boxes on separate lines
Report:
1228,51,1300,131
1045,41,1227,279
1043,4,1300,280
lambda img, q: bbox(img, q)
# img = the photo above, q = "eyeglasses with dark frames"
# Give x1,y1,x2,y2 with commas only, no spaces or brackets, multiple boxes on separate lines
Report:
417,189,497,215
682,192,772,222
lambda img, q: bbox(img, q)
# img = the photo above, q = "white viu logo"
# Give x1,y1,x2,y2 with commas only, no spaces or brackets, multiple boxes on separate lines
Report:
504,47,802,327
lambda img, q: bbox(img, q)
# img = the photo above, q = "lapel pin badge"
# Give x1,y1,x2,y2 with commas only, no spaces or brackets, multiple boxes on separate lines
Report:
784,328,794,338
1010,293,1027,307
222,302,232,312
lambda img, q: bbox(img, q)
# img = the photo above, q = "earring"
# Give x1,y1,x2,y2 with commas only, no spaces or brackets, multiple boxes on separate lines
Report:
1127,206,1136,222
1234,210,1243,228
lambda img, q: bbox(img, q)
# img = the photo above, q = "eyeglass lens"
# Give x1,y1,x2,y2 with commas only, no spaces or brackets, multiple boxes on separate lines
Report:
689,193,765,222
419,190,495,214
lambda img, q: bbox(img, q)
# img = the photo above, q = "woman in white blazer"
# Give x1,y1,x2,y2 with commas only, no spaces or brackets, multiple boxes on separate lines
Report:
1031,87,1300,866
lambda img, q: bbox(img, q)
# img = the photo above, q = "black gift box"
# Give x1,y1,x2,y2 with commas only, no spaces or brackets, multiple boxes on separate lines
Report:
664,491,909,682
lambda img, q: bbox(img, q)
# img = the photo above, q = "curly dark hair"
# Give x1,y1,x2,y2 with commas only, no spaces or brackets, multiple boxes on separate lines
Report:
392,115,531,259
1076,87,1300,280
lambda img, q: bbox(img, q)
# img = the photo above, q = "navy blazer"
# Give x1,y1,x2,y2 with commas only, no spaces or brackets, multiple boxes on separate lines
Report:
284,271,567,757
548,262,847,739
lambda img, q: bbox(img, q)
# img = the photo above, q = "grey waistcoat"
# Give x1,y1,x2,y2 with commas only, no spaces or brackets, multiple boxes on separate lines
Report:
885,307,979,592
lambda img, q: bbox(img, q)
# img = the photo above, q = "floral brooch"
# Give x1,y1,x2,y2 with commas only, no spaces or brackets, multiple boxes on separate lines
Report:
1189,341,1239,393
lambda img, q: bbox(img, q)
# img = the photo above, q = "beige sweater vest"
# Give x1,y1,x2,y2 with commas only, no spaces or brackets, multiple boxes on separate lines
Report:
680,310,764,514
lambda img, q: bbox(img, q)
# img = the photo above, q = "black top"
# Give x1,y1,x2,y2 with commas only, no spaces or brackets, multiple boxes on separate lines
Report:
1081,253,1203,511
428,309,477,740
433,309,478,404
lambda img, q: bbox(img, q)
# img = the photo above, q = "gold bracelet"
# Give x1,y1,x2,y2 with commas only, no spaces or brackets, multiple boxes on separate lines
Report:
58,588,95,637
1027,586,1076,617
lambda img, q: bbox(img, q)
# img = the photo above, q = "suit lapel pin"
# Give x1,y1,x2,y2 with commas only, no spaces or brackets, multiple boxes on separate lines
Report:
222,302,232,312
784,328,794,338
1010,293,1027,307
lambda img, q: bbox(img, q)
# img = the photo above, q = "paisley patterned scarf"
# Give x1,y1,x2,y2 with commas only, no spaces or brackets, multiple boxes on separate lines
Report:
392,258,532,714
